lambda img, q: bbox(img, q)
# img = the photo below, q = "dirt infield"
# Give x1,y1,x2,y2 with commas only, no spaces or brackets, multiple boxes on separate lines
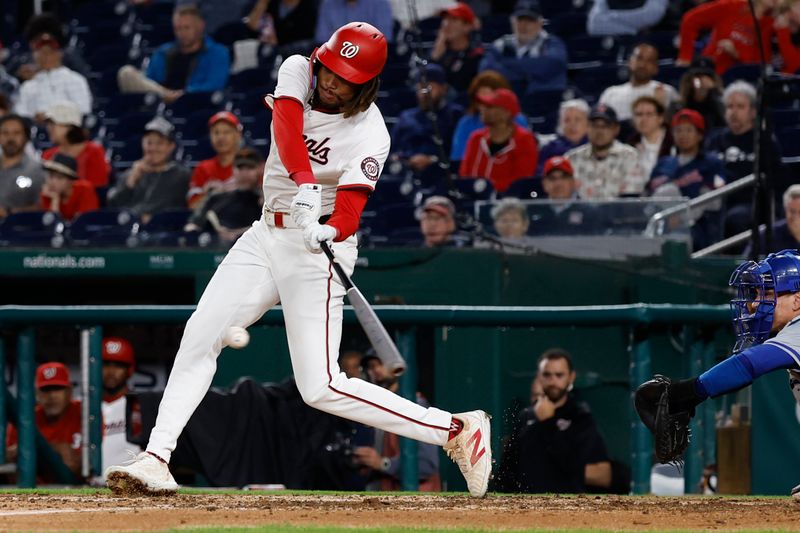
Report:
1,492,799,532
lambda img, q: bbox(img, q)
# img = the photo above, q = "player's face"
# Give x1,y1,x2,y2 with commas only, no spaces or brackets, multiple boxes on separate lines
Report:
628,45,658,83
672,122,703,153
141,133,175,166
632,102,662,137
542,170,576,200
36,386,72,419
725,92,756,134
0,119,26,158
103,361,130,392
538,358,574,403
560,107,588,143
421,210,455,246
494,210,528,239
588,119,619,151
316,65,358,109
210,122,242,156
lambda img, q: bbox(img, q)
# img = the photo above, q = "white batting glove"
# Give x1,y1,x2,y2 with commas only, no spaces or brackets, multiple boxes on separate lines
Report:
290,183,322,229
303,222,337,254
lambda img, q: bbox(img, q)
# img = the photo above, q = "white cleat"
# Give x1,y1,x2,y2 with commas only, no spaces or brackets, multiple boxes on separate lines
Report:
792,483,800,501
105,452,178,496
444,410,492,498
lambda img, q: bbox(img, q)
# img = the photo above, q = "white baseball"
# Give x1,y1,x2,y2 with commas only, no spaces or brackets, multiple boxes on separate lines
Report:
225,326,250,349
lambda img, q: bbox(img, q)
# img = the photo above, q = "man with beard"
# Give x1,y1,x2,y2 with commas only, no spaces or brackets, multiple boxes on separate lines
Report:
352,352,441,491
492,348,612,493
0,114,44,217
101,337,142,473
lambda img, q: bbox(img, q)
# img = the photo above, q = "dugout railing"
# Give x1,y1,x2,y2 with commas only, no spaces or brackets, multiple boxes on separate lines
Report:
0,304,731,494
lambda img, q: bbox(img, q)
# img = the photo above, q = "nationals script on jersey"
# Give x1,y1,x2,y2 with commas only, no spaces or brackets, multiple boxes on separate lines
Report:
263,54,391,214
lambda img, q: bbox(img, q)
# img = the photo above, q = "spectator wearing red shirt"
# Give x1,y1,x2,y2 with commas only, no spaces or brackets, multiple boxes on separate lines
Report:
40,152,98,220
676,0,777,75
6,362,83,480
187,111,243,208
459,88,538,193
42,101,110,189
775,0,800,74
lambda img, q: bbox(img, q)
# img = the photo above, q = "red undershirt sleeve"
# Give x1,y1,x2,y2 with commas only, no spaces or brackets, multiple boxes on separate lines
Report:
272,97,316,185
327,187,371,242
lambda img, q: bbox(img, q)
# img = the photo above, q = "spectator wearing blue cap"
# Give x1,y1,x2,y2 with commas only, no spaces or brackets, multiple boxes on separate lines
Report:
389,64,464,185
479,0,568,94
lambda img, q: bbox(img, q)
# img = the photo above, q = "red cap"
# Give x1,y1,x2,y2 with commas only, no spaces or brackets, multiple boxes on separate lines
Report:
441,3,476,24
31,33,61,50
315,21,388,85
35,362,71,389
671,108,705,132
208,111,243,132
475,88,520,116
102,337,135,367
543,156,574,177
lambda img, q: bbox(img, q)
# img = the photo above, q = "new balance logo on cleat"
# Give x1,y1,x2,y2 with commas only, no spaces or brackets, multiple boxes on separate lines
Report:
466,428,486,467
444,410,492,498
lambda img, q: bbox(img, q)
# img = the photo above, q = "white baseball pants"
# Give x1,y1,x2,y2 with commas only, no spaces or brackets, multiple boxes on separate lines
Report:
147,218,453,462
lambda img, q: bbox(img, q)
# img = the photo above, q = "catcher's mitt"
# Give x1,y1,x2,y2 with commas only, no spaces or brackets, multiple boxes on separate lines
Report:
634,375,693,465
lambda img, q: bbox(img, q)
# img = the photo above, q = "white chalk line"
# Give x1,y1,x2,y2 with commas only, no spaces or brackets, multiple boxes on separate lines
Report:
0,506,135,516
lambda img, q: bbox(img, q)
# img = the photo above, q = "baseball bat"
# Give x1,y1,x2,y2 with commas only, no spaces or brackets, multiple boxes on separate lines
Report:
320,241,407,376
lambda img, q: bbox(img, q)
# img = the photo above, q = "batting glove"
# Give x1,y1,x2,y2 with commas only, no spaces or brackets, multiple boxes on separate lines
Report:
290,183,322,229
303,222,337,254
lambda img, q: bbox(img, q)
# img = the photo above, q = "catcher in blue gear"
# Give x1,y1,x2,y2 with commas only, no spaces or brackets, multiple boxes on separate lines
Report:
635,249,800,497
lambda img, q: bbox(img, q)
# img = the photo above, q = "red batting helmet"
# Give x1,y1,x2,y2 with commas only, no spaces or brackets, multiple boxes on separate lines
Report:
315,22,388,85
102,337,135,371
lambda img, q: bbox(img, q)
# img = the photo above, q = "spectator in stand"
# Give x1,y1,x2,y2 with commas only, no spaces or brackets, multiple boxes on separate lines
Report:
315,0,394,44
459,88,538,193
42,102,110,189
9,13,91,84
15,23,92,123
390,64,464,185
627,96,673,182
676,0,778,75
587,0,670,35
649,109,727,249
101,337,142,473
598,43,679,123
338,348,365,379
491,197,530,240
492,348,612,494
745,184,800,255
533,156,599,236
450,70,529,166
40,153,98,221
479,0,568,93
186,147,264,245
418,195,471,247
188,111,244,208
107,117,191,224
0,114,44,217
678,58,726,132
117,4,231,104
430,3,484,93
536,99,590,176
705,80,784,236
565,104,643,199
353,352,441,491
5,363,83,481
775,0,800,73
244,0,319,55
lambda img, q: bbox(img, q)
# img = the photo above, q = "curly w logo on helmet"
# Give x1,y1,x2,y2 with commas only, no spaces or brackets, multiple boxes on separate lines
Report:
340,41,359,58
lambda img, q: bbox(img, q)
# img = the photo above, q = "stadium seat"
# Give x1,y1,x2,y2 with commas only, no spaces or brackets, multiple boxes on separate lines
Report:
180,137,216,165
453,178,496,204
132,208,194,247
547,12,588,38
571,64,628,101
0,211,65,247
480,14,512,43
165,92,225,121
567,35,633,64
177,110,219,142
366,175,417,208
521,90,565,120
654,64,688,89
229,68,275,97
503,177,544,199
377,87,417,119
67,209,138,247
777,127,800,158
722,64,762,86
87,43,139,73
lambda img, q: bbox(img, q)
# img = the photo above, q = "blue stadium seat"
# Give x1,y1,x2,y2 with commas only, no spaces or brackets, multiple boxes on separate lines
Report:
0,211,65,247
778,127,800,158
567,35,633,64
231,89,271,118
654,64,688,89
229,68,275,97
722,64,762,86
366,175,417,208
503,177,544,199
546,12,588,38
165,92,225,121
87,43,139,73
180,138,216,165
521,90,565,120
541,0,591,17
453,178,495,204
103,111,154,146
362,203,419,241
571,64,628,101
132,208,194,246
377,87,417,119
245,109,272,146
480,14,511,43
177,110,218,142
67,209,138,247
772,108,800,133
109,143,142,171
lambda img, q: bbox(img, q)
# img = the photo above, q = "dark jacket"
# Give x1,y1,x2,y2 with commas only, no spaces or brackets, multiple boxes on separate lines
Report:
649,152,727,198
107,162,191,217
479,32,568,92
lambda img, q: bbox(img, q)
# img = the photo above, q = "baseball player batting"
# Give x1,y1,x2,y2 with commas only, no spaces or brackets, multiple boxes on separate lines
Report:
105,22,492,498
634,249,800,498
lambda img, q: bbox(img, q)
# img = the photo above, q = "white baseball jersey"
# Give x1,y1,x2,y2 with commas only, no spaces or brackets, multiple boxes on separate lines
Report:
102,395,141,469
263,54,391,215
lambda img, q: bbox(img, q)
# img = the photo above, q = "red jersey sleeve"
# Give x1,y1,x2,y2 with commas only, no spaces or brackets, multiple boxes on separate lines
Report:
327,187,370,241
272,97,315,186
777,27,800,74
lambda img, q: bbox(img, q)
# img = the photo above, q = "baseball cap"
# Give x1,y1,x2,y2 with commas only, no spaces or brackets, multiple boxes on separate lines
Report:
102,337,135,366
671,108,705,132
543,156,574,177
208,110,243,132
441,3,476,25
421,195,455,218
475,88,520,116
45,101,82,127
589,103,618,124
417,63,447,85
233,147,264,168
35,362,71,389
513,0,542,19
144,116,175,140
30,32,61,50
42,152,78,179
